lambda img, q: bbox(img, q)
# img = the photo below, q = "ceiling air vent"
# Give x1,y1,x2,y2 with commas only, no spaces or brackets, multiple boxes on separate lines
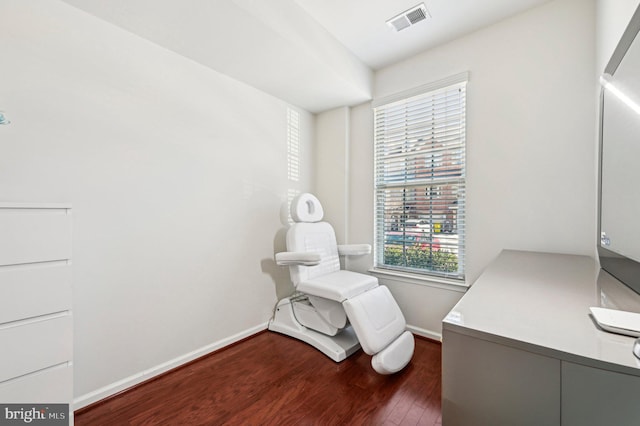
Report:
386,3,430,32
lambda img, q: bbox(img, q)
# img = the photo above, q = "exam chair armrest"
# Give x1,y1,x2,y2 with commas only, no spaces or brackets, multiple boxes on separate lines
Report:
337,244,371,256
275,251,322,266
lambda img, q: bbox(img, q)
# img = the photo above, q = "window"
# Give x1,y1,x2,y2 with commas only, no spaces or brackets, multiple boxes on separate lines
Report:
373,74,467,280
287,107,301,224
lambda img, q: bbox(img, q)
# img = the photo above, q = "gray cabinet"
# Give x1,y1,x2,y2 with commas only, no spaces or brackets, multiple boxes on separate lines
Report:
443,330,560,426
562,361,640,426
442,250,640,425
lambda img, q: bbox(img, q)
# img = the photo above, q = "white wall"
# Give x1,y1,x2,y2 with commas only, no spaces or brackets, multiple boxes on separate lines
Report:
346,0,597,338
0,0,313,406
315,107,350,244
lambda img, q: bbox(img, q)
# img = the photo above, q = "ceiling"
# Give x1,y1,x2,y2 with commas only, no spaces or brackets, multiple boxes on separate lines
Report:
61,0,552,113
295,0,552,70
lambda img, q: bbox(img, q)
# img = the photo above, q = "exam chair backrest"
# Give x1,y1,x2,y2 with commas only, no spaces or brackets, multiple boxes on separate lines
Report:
287,193,340,286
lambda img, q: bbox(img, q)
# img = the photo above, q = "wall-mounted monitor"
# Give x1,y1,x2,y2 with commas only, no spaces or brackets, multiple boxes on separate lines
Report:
599,4,640,296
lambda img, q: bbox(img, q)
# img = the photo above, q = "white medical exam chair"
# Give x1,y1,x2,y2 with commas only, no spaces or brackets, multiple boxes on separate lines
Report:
269,193,414,374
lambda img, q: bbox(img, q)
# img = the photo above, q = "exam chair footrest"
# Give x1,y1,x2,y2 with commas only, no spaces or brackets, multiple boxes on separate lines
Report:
371,330,415,374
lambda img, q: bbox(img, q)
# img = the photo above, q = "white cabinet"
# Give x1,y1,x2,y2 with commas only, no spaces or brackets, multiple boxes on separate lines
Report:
0,204,73,421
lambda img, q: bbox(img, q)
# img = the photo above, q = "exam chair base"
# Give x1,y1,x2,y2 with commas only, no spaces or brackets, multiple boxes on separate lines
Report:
268,297,360,362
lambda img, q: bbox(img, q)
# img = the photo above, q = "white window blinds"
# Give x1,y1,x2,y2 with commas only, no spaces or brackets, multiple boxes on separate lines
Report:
373,78,467,280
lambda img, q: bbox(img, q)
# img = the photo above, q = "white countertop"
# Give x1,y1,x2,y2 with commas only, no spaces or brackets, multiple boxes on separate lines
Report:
443,250,640,376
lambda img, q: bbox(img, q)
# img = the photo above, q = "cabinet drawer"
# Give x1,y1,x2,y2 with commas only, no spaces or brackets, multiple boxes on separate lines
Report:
0,208,71,266
0,314,72,382
0,362,72,403
562,361,640,425
0,264,71,324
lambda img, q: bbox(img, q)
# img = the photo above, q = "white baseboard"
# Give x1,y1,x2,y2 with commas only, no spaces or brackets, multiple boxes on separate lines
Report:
73,322,269,410
406,324,442,342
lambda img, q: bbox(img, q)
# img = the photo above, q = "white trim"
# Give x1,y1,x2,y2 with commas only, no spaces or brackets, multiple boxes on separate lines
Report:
73,322,269,410
0,202,72,210
370,268,468,292
372,71,469,108
407,324,442,342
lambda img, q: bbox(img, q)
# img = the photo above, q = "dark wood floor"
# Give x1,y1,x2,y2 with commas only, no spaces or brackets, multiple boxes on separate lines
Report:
75,331,442,426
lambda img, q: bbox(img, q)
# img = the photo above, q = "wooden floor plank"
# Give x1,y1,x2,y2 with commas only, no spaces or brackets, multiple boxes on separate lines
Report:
75,331,442,425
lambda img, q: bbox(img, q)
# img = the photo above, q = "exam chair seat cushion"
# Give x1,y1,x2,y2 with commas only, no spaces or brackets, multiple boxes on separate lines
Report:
297,270,378,302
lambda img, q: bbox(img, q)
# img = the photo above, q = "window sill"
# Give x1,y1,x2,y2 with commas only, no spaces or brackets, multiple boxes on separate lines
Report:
369,267,469,293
